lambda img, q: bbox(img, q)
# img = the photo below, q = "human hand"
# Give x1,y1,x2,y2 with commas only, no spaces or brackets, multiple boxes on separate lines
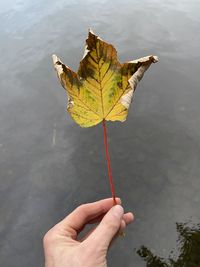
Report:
43,198,134,267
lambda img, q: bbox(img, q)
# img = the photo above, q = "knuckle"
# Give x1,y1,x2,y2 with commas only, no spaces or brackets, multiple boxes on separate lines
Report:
75,204,89,216
77,203,89,212
43,230,56,247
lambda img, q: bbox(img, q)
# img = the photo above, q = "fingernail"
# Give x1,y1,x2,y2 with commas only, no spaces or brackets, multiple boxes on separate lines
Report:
116,197,122,205
112,205,124,219
129,212,134,221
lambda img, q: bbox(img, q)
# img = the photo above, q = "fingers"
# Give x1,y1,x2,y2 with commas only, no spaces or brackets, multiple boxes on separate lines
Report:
86,211,134,225
123,212,134,225
79,211,133,242
84,205,126,249
56,198,121,237
112,213,134,240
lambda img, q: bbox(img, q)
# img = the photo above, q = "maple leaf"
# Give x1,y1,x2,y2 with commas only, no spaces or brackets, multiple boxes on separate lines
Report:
52,30,158,128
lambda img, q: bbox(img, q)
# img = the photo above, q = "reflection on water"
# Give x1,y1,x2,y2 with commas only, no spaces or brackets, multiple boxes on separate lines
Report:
0,0,200,266
138,222,200,266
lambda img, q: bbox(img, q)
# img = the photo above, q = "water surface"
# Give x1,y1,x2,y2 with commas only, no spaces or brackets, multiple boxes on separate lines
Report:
0,0,200,266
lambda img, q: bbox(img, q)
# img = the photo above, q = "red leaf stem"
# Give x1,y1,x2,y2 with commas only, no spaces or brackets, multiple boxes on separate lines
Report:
102,119,117,205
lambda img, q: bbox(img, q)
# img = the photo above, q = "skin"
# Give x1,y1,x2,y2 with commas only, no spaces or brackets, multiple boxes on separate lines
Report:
43,198,134,267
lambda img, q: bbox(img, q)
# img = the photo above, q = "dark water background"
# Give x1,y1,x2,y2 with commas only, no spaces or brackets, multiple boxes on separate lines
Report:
0,0,200,266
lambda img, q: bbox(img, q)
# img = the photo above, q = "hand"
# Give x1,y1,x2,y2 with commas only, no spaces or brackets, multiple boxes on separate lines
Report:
43,198,134,267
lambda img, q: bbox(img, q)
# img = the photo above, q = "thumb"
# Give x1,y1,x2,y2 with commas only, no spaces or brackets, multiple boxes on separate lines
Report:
85,205,124,249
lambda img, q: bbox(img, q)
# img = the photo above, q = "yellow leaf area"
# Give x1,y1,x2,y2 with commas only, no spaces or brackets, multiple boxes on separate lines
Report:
52,30,158,127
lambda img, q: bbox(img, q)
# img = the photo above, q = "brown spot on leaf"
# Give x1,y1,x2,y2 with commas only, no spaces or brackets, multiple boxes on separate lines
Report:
117,81,122,88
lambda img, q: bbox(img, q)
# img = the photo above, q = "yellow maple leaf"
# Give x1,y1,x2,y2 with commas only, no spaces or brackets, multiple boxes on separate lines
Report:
52,30,158,127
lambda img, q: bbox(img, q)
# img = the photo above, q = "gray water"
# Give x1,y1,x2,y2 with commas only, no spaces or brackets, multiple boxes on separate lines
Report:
0,0,200,266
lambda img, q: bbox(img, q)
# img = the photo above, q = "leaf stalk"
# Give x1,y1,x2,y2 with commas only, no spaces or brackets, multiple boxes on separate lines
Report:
102,119,117,205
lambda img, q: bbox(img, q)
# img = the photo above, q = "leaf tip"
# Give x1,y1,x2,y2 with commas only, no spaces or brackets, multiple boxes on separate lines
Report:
52,54,65,78
150,55,158,63
52,54,59,65
88,28,103,40
88,27,95,35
